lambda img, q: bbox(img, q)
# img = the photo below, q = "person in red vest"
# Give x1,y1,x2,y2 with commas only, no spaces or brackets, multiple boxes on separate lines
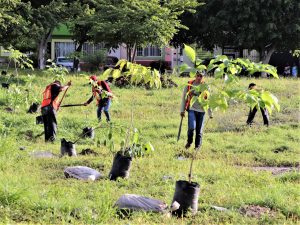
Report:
180,70,213,150
41,80,71,142
84,75,113,122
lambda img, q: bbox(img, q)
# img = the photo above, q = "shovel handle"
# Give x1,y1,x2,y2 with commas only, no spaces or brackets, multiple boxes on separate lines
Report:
57,81,71,111
177,116,184,142
60,104,84,107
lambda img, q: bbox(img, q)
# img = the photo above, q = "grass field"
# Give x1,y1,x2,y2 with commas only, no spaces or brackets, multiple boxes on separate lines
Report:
0,70,299,224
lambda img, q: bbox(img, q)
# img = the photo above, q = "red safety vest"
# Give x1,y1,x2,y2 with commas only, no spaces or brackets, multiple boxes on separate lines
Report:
92,81,112,104
185,79,206,110
185,80,195,110
41,83,60,110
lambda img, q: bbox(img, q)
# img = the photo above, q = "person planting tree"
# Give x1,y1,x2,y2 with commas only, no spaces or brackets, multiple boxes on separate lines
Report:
41,80,71,142
246,83,269,126
83,75,113,122
180,70,213,150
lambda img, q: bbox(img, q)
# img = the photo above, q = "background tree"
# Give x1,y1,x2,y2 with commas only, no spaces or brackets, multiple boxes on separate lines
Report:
26,0,72,69
0,0,31,48
66,0,97,71
90,0,198,62
172,0,300,63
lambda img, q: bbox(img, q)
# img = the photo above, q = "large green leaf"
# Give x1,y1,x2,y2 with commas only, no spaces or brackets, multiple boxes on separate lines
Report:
112,69,121,79
214,68,224,79
132,128,139,144
184,44,196,63
179,63,190,73
101,68,112,80
196,64,207,71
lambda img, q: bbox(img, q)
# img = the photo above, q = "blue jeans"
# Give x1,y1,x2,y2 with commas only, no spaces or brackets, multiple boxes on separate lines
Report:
97,99,111,122
187,110,205,148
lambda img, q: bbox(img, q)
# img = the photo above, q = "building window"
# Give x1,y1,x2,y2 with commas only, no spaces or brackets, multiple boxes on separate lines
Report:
136,45,161,57
54,42,106,58
82,43,106,55
55,42,75,58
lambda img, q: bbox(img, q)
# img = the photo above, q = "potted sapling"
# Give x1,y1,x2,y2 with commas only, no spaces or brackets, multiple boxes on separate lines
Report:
100,60,159,181
171,44,280,216
4,48,34,86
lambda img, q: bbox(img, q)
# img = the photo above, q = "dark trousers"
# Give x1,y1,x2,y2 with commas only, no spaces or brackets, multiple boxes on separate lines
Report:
247,107,269,126
41,105,57,142
187,110,205,148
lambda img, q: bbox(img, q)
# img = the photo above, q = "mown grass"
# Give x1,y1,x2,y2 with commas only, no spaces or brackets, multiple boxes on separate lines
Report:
0,70,299,224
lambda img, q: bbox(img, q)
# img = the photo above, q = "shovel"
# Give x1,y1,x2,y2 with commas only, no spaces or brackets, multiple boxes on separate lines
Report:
60,103,84,107
177,115,184,142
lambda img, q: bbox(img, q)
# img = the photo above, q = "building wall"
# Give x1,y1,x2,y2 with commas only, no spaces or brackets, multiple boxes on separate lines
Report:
50,38,121,60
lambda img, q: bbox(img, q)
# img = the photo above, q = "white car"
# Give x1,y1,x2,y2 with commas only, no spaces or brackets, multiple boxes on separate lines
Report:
55,57,73,71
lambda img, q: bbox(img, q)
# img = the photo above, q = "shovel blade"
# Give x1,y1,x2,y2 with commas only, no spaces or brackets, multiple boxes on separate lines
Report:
177,116,183,142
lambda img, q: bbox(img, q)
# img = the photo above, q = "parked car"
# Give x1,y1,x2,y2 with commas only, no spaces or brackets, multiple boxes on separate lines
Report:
103,56,119,70
55,57,73,71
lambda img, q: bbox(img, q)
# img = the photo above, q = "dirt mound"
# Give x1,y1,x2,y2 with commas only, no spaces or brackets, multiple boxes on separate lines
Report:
24,130,34,140
4,107,13,112
273,145,289,153
240,205,276,218
251,166,299,175
78,148,99,156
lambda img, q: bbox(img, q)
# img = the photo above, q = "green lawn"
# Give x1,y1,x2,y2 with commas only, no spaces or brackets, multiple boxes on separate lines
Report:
0,71,299,224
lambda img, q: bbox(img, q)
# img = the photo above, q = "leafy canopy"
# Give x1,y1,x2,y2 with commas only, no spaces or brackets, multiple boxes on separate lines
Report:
182,44,280,113
90,0,198,50
172,0,300,54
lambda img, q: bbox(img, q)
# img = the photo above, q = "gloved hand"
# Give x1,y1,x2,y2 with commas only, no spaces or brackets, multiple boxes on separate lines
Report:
83,102,88,106
180,112,185,117
191,90,199,97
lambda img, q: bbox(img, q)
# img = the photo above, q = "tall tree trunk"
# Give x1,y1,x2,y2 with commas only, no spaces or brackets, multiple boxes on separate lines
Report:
73,42,83,71
259,45,276,77
127,44,132,62
263,46,276,64
37,29,53,69
131,43,137,62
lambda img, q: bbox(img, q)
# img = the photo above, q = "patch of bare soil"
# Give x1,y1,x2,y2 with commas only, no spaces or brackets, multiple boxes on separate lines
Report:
24,130,34,140
250,166,299,175
240,205,276,218
4,107,13,112
175,151,194,159
78,148,99,156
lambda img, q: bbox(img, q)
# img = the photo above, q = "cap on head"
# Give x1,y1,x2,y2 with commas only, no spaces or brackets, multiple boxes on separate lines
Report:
90,75,97,81
196,70,206,76
248,83,256,89
53,80,61,85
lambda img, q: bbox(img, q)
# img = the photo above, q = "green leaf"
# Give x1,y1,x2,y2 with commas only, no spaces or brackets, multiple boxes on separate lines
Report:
180,63,190,73
190,96,198,107
184,44,196,63
196,64,207,71
101,68,112,80
214,68,224,79
112,69,121,79
109,141,114,153
207,63,218,72
143,142,154,154
132,128,139,144
115,59,127,71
